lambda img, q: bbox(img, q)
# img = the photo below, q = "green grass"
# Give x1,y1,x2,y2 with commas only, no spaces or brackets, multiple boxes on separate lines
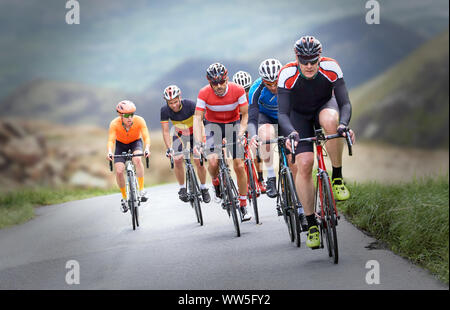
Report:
0,187,117,230
339,175,449,284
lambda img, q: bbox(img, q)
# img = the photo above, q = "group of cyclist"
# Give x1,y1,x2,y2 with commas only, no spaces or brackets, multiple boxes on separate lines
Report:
106,35,356,249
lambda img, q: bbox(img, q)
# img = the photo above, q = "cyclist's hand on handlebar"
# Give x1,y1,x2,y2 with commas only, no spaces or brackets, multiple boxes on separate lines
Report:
145,146,151,158
286,132,299,152
337,125,355,144
250,135,259,149
193,142,205,157
107,152,113,161
165,147,174,158
237,135,247,146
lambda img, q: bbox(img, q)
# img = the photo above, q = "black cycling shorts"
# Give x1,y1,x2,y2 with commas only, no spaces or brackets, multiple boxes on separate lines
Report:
114,139,143,164
204,120,243,159
290,96,339,155
172,133,194,153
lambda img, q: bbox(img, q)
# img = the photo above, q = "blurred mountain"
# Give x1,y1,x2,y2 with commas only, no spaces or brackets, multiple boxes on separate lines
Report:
0,0,448,100
0,79,139,127
350,29,449,149
258,15,426,89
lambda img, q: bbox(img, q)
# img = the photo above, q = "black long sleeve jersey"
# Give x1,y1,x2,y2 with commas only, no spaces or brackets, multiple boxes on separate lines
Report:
277,57,352,135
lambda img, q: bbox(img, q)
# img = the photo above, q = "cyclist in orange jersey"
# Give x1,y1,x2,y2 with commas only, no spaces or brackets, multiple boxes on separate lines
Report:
107,100,151,212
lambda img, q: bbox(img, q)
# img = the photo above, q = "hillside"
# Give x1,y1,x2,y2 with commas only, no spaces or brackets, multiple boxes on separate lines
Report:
350,29,449,149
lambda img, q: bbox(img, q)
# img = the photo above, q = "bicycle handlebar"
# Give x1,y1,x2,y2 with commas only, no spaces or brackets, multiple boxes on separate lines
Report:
109,152,149,171
168,148,206,169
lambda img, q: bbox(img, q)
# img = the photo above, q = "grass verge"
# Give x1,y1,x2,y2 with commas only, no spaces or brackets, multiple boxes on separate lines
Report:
0,187,117,230
338,175,449,285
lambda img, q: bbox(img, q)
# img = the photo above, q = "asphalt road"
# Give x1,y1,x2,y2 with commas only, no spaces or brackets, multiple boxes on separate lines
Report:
0,183,446,290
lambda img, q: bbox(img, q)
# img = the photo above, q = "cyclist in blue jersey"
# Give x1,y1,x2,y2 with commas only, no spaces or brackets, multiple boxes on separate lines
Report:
248,59,287,199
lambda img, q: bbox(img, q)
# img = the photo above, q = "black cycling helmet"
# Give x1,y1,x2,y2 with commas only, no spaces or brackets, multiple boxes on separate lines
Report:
294,36,322,62
206,62,228,83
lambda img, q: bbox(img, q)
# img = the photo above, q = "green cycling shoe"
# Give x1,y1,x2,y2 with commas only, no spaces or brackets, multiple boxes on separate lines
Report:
332,178,350,201
306,225,320,248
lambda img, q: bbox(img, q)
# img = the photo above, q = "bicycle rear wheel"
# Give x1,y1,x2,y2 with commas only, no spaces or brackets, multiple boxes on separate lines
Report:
246,160,259,224
321,174,339,263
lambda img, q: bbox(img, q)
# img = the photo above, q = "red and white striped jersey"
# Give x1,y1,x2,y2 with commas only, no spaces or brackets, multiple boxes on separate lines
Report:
196,82,248,123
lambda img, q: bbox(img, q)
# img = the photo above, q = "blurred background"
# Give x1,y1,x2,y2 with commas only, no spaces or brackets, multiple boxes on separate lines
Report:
0,0,448,192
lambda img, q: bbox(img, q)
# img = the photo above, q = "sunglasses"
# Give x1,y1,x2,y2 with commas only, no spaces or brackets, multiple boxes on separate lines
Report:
263,80,278,88
210,80,227,86
121,113,134,118
298,58,319,66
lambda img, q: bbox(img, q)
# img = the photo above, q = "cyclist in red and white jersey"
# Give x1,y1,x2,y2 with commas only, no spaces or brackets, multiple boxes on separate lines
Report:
193,63,252,221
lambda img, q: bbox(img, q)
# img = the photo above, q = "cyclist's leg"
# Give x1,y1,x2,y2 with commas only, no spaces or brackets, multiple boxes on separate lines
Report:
114,141,128,200
290,111,320,246
173,134,186,185
131,140,144,187
318,97,349,200
318,98,343,169
258,117,277,196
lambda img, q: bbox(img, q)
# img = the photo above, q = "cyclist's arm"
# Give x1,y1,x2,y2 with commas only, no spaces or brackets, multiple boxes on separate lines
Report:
333,78,352,127
161,121,172,150
277,87,296,135
193,109,205,144
247,83,262,138
239,103,249,137
139,118,151,151
107,121,117,154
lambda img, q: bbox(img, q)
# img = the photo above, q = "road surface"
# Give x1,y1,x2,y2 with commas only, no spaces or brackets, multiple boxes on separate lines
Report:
0,184,446,290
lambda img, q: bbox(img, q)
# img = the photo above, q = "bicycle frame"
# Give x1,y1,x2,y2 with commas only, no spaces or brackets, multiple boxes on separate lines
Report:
315,142,338,219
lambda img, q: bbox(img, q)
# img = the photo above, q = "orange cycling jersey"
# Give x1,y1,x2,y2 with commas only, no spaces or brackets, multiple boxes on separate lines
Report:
107,115,151,152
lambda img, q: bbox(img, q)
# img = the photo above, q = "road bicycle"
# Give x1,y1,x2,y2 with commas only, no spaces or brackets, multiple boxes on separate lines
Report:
169,148,206,226
202,140,247,237
263,135,303,247
298,128,353,263
110,150,149,230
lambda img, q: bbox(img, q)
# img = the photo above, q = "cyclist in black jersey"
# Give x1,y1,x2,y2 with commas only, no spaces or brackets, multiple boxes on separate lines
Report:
278,36,355,248
161,85,210,203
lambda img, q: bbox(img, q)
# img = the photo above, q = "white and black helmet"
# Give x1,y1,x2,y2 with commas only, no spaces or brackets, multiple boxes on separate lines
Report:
163,85,181,100
258,58,282,82
232,71,252,90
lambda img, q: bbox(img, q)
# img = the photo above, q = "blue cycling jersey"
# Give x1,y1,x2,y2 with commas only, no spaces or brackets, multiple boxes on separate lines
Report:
248,77,278,137
248,77,278,120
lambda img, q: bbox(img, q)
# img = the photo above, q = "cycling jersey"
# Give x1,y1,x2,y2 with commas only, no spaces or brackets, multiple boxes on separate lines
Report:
160,99,196,136
248,77,278,137
196,82,248,123
277,57,352,136
107,115,151,152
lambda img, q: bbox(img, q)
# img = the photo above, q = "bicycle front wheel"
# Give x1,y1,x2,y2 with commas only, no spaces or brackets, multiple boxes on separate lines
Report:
280,173,295,242
189,168,203,226
246,160,259,224
286,171,301,247
224,174,240,237
322,174,339,263
128,175,137,230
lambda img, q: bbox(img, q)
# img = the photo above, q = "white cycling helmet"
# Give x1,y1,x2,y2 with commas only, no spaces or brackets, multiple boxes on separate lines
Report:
232,71,252,90
258,58,282,82
163,85,181,100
